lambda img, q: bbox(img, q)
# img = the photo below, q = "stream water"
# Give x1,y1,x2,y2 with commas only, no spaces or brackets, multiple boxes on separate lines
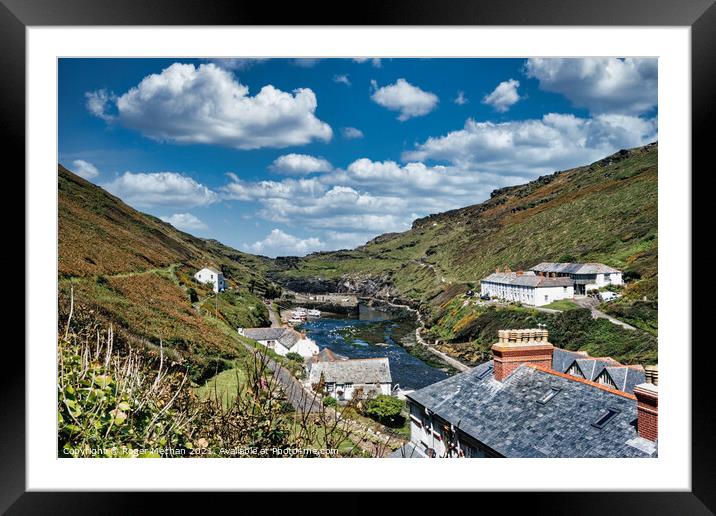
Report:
300,305,449,391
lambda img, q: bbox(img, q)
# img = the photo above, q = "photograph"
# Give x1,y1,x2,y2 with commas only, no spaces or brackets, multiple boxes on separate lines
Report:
56,56,661,459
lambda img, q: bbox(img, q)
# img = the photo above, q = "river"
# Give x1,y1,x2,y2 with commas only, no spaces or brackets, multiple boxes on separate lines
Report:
300,305,450,391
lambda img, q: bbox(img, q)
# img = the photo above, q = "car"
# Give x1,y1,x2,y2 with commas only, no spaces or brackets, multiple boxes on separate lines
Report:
480,294,491,301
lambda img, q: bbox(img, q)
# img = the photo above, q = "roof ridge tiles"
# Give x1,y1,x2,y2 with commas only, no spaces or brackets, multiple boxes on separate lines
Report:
527,364,637,400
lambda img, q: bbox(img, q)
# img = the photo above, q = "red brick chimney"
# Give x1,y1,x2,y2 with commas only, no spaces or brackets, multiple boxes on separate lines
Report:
633,383,658,441
492,329,554,381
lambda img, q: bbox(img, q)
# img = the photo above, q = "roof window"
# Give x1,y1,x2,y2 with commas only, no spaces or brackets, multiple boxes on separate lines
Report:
537,387,561,405
592,408,621,429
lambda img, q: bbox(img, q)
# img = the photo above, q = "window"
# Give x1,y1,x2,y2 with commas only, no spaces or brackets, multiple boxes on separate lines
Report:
477,364,494,380
592,408,621,429
537,387,561,405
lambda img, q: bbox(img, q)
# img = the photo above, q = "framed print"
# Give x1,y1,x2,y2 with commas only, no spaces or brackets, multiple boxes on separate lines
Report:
5,0,713,511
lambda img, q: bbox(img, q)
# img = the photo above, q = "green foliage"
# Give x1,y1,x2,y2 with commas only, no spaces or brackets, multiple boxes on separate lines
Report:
286,352,304,362
58,329,193,458
427,300,657,365
323,396,337,407
364,395,405,427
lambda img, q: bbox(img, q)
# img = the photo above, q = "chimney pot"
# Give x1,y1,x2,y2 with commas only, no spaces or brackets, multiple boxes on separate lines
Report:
633,383,658,441
492,328,554,382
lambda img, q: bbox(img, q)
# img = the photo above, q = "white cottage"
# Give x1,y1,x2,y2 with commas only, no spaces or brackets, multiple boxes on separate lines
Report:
480,270,574,307
194,267,226,292
307,357,392,403
530,262,623,295
238,327,319,358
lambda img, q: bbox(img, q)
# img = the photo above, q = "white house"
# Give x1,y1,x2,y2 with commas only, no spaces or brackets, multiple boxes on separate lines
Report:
530,262,623,295
307,356,392,403
480,270,574,307
194,267,226,292
238,327,319,358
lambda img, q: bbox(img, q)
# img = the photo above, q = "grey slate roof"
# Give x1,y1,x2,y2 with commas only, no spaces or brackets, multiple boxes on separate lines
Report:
530,262,620,274
389,442,428,458
481,272,574,288
309,357,392,385
600,366,646,395
551,348,589,374
242,327,301,348
406,361,656,458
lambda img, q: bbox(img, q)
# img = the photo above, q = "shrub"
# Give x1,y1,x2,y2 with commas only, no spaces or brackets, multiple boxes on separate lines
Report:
286,352,304,363
187,287,199,303
323,396,337,407
364,395,404,427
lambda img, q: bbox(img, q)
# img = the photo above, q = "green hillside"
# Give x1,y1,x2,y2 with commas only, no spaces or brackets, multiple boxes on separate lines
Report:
272,143,658,363
58,164,277,382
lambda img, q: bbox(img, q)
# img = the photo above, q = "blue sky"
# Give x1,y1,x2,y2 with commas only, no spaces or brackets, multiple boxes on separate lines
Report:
59,57,658,257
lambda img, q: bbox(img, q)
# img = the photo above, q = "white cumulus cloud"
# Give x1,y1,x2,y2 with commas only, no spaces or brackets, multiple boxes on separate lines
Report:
248,229,325,257
403,113,657,175
341,127,364,139
454,91,468,105
160,213,208,232
370,78,439,121
86,63,332,150
270,154,333,175
482,79,521,112
103,171,219,208
71,159,100,179
525,58,658,115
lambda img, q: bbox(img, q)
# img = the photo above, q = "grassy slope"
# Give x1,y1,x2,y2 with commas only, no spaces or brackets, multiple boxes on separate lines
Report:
273,144,659,362
275,143,657,303
58,164,276,381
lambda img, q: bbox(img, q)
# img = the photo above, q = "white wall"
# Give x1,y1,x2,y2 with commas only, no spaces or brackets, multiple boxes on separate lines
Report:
194,268,225,292
290,337,319,358
327,382,392,402
480,282,574,306
256,339,289,356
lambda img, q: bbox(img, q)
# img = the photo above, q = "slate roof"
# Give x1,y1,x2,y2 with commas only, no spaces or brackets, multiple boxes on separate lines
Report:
242,327,301,348
530,262,620,275
599,366,646,395
309,357,392,385
481,272,574,288
388,442,428,458
406,361,656,458
313,348,349,363
551,348,589,374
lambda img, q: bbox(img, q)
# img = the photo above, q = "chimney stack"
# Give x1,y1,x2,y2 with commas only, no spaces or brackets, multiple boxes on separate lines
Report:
504,265,512,273
492,329,554,382
633,383,658,441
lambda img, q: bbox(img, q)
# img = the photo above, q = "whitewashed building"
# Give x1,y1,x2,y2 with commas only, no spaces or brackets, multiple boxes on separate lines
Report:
530,262,623,295
307,356,392,403
194,267,226,292
238,327,319,358
480,270,574,307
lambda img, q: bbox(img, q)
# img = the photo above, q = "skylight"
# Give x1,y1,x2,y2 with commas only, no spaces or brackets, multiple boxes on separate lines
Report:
477,365,493,380
592,408,621,429
537,387,561,405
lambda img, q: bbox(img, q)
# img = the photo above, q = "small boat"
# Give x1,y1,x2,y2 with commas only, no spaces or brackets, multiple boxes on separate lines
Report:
307,309,321,318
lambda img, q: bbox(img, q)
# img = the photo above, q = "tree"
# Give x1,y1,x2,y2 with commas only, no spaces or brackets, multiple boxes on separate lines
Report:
363,395,404,427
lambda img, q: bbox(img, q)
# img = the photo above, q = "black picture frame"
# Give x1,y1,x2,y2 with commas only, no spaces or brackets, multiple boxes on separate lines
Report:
4,0,711,512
